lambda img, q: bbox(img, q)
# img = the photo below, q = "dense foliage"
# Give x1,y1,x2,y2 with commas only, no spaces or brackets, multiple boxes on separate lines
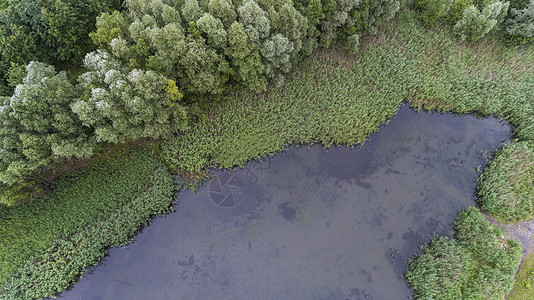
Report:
505,0,534,44
478,141,534,222
0,62,94,187
0,0,532,298
72,50,189,143
89,0,401,94
0,0,122,96
0,148,171,286
453,1,509,42
406,207,522,300
0,163,175,300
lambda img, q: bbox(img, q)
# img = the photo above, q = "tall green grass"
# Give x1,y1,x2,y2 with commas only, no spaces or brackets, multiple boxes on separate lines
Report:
478,141,534,222
0,166,175,300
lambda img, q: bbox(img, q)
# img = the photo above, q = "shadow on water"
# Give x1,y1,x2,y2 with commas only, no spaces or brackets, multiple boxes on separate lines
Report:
58,105,512,300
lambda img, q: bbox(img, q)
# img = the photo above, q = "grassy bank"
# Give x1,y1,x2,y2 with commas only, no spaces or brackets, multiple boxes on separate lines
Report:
507,252,534,300
0,148,175,297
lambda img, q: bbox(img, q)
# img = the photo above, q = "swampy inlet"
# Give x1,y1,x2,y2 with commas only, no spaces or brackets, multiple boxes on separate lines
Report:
59,106,511,299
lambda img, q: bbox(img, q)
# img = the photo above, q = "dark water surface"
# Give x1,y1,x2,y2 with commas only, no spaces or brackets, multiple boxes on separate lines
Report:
59,106,511,300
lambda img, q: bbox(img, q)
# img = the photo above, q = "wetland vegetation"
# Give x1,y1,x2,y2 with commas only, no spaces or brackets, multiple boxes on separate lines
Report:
0,0,534,298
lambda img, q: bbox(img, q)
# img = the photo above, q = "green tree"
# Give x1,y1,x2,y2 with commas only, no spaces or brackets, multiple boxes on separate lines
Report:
453,2,508,41
208,0,236,27
182,0,205,22
197,12,228,48
0,0,120,96
0,62,94,185
505,0,534,43
179,37,232,94
269,2,308,61
415,0,448,27
346,33,360,54
73,50,189,143
237,0,271,45
448,0,475,23
90,11,129,50
226,22,267,91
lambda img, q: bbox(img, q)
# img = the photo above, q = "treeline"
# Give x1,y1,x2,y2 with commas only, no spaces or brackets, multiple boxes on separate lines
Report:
1,0,532,202
0,0,403,203
414,0,534,43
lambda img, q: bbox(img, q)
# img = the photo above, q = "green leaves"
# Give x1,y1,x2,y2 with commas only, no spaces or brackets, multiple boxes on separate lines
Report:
0,62,93,186
505,0,534,41
453,1,509,42
415,0,447,27
74,50,189,143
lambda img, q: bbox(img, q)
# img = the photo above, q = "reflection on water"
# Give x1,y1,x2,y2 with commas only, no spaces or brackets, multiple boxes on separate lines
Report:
58,106,511,300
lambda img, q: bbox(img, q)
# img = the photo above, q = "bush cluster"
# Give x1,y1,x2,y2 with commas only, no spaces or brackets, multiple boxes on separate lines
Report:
406,207,522,300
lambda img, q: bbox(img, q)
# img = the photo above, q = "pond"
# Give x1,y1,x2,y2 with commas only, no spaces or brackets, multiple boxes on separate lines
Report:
58,105,511,300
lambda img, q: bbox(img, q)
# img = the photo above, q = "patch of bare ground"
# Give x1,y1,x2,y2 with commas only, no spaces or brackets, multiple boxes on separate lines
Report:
486,214,534,256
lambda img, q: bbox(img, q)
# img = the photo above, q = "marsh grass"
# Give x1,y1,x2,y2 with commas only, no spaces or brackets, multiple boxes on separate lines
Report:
478,141,534,222
0,148,173,288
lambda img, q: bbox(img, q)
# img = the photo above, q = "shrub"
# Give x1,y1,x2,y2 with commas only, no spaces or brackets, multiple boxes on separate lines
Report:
454,207,502,264
405,236,474,299
407,208,522,299
346,33,361,54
